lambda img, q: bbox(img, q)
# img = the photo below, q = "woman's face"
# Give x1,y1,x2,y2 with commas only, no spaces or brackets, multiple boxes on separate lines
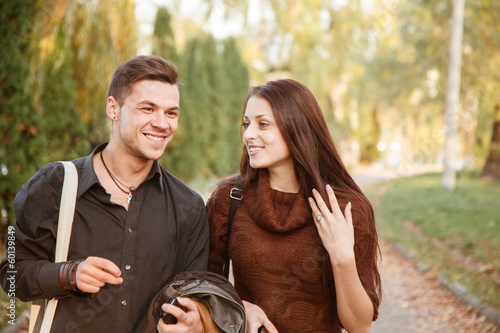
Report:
242,96,294,173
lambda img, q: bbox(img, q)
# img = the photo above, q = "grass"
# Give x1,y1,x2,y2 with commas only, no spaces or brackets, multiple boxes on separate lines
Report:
365,170,500,310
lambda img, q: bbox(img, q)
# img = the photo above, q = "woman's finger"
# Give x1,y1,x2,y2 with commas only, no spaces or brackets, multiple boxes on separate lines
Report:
325,184,344,218
311,188,330,216
308,197,323,224
344,202,353,228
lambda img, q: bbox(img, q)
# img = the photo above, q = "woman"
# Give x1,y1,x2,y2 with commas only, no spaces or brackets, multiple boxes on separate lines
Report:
207,79,382,333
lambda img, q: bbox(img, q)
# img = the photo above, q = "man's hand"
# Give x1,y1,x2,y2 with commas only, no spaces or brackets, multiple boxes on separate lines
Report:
75,256,123,293
157,297,203,333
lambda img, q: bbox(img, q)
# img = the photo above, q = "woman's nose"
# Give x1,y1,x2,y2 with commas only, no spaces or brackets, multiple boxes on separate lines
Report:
242,124,257,142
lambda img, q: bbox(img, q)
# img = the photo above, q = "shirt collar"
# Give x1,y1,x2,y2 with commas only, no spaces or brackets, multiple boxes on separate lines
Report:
77,142,163,198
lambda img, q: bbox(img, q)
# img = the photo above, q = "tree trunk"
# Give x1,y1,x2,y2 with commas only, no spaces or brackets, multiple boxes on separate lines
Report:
442,0,465,189
481,103,500,179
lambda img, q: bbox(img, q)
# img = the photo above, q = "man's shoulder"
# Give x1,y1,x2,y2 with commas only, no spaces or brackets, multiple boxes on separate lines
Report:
25,161,66,187
158,166,204,205
19,155,90,193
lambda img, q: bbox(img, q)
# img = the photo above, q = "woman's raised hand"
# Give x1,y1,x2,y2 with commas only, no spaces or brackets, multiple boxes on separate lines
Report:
308,184,355,265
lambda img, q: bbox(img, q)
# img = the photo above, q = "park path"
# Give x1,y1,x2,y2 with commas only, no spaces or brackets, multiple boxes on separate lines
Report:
351,166,500,333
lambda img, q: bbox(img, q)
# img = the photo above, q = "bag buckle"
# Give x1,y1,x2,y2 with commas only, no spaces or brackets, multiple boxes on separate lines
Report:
229,188,242,200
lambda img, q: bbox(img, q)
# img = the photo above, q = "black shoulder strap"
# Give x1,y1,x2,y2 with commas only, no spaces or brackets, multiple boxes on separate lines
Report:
223,176,243,279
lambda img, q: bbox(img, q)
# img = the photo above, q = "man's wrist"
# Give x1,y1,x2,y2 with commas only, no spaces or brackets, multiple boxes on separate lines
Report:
59,261,72,291
59,259,85,292
68,259,84,292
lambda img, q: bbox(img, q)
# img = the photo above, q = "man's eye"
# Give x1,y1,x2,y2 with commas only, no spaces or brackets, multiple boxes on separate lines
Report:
143,107,153,112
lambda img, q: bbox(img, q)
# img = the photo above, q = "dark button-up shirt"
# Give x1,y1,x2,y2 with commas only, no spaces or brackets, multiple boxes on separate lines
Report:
0,144,209,332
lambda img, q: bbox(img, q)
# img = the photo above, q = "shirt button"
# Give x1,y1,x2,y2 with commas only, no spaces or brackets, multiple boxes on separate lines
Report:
125,265,131,270
128,228,133,234
122,300,127,306
229,323,235,328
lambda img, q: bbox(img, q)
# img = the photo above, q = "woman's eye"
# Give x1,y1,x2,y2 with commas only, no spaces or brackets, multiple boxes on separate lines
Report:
259,122,269,128
242,122,249,128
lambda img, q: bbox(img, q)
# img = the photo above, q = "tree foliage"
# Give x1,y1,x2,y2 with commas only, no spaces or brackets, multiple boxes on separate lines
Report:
161,34,249,179
0,0,137,228
153,7,177,63
69,0,137,147
199,0,500,176
3,0,500,233
0,0,39,237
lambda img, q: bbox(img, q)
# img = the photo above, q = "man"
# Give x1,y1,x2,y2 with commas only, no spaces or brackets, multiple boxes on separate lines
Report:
0,56,207,332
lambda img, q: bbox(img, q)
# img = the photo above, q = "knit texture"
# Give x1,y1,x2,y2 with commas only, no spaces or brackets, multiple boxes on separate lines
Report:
207,171,380,333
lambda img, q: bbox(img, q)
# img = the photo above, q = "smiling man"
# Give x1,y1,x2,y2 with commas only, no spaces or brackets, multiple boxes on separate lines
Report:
0,56,209,332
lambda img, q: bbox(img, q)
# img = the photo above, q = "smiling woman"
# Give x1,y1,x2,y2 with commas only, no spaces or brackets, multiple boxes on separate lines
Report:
207,78,382,333
242,96,295,187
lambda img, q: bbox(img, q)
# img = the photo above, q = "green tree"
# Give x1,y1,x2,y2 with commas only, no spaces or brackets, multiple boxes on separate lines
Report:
214,37,250,174
0,1,39,238
0,0,138,228
70,0,137,148
162,34,249,179
165,34,219,178
40,15,90,163
153,7,177,63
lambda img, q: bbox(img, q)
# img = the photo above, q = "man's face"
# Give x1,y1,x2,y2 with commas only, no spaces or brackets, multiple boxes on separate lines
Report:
115,80,180,161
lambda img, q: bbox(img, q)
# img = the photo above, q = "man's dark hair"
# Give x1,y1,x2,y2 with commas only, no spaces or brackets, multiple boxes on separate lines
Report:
108,55,179,106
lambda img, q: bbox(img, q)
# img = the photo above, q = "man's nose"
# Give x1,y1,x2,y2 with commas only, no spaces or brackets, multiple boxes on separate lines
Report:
151,112,169,130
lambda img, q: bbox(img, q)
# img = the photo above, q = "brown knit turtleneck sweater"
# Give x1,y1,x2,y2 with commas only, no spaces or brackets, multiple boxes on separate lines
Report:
207,171,379,333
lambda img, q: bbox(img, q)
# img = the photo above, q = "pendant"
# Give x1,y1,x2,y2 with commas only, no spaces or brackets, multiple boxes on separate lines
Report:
127,192,133,204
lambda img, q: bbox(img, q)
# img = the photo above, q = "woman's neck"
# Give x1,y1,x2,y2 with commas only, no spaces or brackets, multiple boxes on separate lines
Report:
267,167,300,193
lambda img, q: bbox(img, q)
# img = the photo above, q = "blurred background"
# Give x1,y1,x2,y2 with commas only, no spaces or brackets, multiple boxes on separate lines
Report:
2,0,499,227
1,0,499,330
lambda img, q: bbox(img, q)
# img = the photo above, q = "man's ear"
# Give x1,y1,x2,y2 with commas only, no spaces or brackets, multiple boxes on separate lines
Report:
106,96,120,120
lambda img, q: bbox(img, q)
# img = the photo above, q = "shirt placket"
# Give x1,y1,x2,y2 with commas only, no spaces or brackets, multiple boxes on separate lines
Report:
113,193,141,332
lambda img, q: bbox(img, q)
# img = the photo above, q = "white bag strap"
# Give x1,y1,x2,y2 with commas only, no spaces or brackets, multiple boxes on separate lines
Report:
54,161,78,263
29,161,78,333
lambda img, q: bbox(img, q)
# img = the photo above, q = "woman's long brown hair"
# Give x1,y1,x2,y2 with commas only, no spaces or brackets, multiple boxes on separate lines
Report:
239,79,382,308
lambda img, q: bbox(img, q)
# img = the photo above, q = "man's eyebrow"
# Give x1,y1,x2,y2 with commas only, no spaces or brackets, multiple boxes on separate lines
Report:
136,100,180,111
136,100,158,107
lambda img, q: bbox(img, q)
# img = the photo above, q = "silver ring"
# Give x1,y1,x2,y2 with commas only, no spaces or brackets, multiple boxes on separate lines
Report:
315,214,323,221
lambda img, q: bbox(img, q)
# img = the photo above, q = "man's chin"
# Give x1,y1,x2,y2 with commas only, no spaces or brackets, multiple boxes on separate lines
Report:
145,150,167,161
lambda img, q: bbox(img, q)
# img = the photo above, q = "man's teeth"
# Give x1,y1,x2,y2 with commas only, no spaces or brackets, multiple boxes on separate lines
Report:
146,134,163,141
249,147,263,152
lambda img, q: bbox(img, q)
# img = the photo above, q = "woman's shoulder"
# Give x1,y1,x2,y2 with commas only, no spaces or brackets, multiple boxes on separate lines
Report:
206,175,241,210
215,175,240,195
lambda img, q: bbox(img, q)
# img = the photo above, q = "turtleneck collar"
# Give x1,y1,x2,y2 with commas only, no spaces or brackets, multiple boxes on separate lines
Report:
244,170,311,232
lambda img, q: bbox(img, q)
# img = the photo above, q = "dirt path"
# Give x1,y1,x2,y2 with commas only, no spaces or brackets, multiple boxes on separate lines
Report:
350,167,500,332
371,238,500,333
